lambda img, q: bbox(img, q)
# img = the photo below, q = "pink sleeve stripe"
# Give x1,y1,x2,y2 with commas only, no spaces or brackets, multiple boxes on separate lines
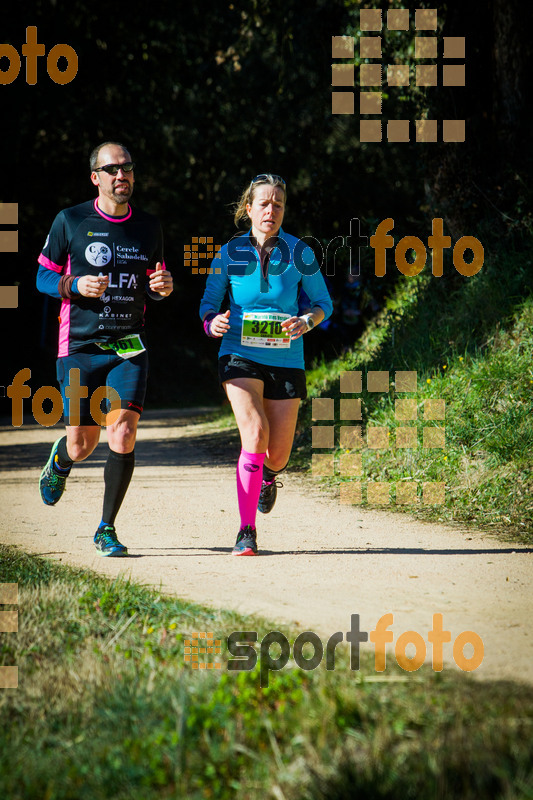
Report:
38,253,63,273
57,255,72,357
58,298,71,357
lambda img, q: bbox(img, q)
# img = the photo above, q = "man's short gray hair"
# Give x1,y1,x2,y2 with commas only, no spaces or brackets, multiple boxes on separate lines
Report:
89,141,131,171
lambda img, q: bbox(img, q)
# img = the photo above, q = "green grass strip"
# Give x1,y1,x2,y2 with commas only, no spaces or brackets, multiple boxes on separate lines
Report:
1,545,533,799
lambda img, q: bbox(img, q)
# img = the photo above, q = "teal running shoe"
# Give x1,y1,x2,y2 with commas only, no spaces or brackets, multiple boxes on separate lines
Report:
39,437,71,506
232,525,258,556
94,525,128,557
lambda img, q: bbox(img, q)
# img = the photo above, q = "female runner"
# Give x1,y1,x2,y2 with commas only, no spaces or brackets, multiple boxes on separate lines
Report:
200,174,332,555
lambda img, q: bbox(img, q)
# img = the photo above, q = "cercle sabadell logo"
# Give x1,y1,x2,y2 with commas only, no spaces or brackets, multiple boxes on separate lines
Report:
85,242,112,267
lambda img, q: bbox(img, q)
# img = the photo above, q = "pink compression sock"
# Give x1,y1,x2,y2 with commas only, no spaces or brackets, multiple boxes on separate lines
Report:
236,449,266,528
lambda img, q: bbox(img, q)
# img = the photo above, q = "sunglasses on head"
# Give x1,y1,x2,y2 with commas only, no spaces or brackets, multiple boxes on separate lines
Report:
250,173,286,187
94,162,135,175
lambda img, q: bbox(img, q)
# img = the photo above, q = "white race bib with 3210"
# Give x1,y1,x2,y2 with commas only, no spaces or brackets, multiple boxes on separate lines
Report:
241,311,291,348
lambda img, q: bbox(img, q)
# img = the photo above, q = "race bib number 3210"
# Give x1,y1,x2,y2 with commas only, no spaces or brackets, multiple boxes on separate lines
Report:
241,312,291,348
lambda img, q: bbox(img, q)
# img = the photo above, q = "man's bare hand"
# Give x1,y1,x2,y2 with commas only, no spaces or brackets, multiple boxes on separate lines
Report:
77,274,109,298
149,262,173,297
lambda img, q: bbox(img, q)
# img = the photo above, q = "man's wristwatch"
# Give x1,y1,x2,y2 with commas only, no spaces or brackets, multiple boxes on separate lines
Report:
303,314,315,331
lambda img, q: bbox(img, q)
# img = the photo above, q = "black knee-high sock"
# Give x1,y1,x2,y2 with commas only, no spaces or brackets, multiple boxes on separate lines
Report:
56,436,73,470
101,450,135,526
263,463,286,483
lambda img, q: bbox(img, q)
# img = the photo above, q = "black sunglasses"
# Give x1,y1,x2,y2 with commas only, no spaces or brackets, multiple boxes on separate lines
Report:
94,162,135,175
250,173,286,187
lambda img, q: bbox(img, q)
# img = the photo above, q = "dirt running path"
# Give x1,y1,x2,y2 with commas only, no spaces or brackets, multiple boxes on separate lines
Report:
1,411,531,683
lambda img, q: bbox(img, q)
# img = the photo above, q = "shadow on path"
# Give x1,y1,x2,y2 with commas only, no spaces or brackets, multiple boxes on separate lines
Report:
0,429,240,472
108,546,533,557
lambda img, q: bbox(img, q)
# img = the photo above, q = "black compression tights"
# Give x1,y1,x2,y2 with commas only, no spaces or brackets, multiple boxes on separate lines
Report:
102,449,135,526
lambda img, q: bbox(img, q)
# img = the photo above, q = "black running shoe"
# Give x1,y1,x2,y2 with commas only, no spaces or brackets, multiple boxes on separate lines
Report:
232,525,258,556
94,525,128,557
39,437,71,506
257,479,283,514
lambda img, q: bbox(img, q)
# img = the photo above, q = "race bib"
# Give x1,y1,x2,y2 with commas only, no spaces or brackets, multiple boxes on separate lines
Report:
97,333,146,359
241,311,291,348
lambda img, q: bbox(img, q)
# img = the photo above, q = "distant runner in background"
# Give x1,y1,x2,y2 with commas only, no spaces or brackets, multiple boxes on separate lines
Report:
200,173,332,555
37,141,173,556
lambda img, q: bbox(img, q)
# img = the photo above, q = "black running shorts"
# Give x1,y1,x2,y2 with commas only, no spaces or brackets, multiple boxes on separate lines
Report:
56,345,148,425
218,353,307,400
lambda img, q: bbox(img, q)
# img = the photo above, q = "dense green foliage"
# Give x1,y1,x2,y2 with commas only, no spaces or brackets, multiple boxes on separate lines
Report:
2,546,533,799
3,0,532,407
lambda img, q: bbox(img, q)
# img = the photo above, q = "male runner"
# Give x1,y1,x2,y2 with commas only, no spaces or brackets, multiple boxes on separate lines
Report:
36,141,173,556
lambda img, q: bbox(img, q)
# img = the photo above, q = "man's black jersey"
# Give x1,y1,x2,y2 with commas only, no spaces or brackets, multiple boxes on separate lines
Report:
38,199,164,356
